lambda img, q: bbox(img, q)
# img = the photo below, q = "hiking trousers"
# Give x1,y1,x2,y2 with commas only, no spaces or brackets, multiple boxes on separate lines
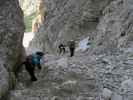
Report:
69,47,75,57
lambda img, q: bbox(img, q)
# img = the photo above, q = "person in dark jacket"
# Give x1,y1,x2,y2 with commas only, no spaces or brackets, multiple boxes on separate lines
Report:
58,43,66,55
68,40,76,57
21,51,44,81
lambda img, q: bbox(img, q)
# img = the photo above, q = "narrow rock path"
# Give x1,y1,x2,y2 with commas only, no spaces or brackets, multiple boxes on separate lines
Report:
8,52,96,100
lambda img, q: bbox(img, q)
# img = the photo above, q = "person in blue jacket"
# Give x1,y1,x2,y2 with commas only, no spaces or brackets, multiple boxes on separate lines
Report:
31,51,44,69
22,51,44,81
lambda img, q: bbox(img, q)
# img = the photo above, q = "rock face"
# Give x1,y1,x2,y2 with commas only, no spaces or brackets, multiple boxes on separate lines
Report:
0,0,24,99
29,0,112,53
93,1,133,99
29,0,133,54
10,0,133,100
95,45,133,100
95,0,133,53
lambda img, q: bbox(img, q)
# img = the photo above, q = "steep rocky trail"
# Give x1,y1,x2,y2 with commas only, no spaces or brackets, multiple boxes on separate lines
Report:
95,44,133,99
8,52,96,100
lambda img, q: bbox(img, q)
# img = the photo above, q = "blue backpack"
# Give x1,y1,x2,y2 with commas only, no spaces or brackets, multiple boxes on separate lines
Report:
31,54,41,65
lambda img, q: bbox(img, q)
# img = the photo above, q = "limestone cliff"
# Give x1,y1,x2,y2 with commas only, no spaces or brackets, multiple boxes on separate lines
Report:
94,0,133,54
29,0,112,53
29,0,133,54
0,0,24,99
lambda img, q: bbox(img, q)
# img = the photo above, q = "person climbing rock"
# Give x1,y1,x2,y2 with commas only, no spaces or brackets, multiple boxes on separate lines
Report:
68,40,76,57
21,51,44,81
58,43,66,55
31,51,44,69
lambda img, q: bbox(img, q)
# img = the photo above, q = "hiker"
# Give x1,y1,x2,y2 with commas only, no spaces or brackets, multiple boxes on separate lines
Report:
21,51,44,81
68,40,76,57
58,43,66,55
87,38,91,45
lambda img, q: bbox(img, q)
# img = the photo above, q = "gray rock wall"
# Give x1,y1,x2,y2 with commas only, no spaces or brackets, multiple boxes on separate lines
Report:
29,0,112,53
95,0,133,52
0,0,24,99
29,0,133,54
94,0,133,99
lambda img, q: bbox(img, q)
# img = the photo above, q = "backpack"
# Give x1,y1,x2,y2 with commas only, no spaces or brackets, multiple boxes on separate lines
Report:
31,54,40,65
26,54,40,65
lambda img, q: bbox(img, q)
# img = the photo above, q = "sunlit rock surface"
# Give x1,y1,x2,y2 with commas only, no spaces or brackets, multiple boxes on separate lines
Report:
23,32,34,48
19,0,38,15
